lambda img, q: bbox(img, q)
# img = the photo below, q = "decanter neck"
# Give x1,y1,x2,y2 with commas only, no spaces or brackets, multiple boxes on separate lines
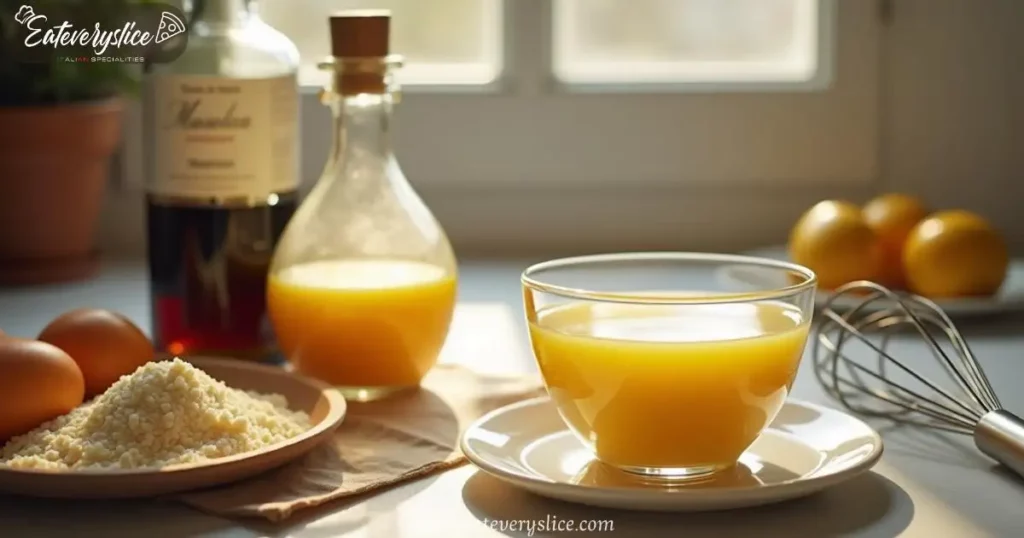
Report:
330,93,394,164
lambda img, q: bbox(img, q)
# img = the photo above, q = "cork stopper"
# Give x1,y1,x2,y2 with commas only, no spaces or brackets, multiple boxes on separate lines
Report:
329,10,390,58
328,10,391,95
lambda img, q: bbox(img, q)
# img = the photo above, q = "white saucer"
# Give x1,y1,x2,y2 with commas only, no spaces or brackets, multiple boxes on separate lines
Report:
460,397,883,512
734,245,1024,317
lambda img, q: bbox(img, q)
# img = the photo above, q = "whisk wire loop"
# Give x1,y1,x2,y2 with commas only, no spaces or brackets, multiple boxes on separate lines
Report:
816,294,985,423
810,280,1024,479
820,346,979,431
908,294,1001,412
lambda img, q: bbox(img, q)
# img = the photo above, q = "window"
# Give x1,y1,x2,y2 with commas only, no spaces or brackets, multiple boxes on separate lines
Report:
115,1,882,254
255,0,877,184
553,0,825,87
260,0,829,90
258,0,503,86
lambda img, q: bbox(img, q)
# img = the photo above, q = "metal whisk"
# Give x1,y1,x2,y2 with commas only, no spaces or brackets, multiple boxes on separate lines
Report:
812,280,1024,479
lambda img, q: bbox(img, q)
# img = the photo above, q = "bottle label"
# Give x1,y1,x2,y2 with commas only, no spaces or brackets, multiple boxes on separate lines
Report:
149,74,299,201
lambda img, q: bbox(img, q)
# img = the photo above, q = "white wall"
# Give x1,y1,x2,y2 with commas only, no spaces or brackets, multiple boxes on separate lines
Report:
881,0,1023,250
99,0,1024,257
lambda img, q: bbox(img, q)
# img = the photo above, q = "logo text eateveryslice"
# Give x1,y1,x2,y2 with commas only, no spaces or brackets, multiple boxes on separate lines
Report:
13,4,186,56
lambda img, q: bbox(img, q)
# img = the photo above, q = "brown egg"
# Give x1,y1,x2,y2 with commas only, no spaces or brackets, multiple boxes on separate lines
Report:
0,338,85,440
39,309,155,397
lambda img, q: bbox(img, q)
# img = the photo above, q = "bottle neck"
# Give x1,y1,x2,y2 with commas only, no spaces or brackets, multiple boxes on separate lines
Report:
330,93,394,165
191,0,253,27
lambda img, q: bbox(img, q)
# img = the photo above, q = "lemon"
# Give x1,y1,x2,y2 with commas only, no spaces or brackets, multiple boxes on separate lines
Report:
862,194,929,290
903,210,1008,298
789,200,883,290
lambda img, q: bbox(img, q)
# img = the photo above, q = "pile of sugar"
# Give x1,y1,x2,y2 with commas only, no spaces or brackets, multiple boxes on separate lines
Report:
0,358,311,470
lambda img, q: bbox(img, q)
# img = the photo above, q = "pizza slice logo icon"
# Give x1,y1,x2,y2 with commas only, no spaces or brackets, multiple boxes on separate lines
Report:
156,11,186,44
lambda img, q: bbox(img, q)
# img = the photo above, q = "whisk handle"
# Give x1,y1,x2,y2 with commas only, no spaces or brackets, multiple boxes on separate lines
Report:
974,410,1024,479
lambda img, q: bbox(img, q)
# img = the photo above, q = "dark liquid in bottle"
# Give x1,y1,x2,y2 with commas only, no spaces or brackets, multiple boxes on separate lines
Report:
146,193,296,361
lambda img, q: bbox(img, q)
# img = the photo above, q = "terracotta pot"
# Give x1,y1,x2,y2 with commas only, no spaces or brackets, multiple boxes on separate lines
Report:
0,99,122,286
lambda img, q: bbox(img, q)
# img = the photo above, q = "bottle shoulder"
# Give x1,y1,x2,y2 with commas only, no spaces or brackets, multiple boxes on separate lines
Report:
271,158,456,273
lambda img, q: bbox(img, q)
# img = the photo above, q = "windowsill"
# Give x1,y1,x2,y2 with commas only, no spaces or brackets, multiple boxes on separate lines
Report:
99,176,874,259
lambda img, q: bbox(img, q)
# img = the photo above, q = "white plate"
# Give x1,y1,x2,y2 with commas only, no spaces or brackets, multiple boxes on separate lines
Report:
460,397,883,512
733,245,1024,317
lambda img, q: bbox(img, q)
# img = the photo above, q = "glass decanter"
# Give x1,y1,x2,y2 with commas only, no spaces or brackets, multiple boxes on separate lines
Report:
267,11,457,401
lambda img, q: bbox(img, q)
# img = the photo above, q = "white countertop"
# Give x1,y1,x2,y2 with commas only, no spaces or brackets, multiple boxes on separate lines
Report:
0,258,1022,538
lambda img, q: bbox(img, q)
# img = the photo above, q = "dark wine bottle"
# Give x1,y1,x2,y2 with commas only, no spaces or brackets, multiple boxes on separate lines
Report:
146,195,296,359
143,0,300,361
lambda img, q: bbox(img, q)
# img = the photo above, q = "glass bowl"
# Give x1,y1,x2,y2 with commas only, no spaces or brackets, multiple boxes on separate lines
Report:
522,252,816,480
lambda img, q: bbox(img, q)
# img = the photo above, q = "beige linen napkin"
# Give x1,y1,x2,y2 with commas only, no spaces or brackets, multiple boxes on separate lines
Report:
173,365,545,522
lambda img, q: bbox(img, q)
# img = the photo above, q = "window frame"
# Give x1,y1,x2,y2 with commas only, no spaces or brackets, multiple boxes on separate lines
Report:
112,0,884,256
285,0,879,188
288,0,838,94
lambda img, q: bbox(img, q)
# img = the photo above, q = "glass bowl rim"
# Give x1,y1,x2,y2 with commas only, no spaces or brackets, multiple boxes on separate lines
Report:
521,252,817,305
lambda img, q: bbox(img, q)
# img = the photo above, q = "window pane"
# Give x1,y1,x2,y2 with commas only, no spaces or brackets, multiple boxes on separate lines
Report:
258,0,502,85
553,0,821,84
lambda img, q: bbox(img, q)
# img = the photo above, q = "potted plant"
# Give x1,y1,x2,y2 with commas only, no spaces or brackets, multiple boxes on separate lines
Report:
0,1,139,285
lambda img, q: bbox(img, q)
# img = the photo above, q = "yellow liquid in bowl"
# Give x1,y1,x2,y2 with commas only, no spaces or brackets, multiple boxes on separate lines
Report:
528,301,808,471
268,260,456,390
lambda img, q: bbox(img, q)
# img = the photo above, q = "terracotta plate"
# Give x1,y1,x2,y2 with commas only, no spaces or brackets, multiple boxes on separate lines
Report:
0,356,346,499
